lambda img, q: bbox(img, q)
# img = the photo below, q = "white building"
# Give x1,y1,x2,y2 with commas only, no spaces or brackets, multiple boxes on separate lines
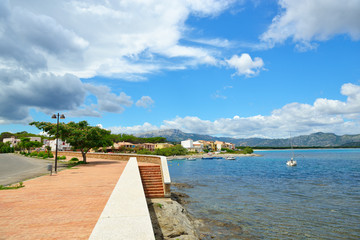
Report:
29,137,41,142
3,136,20,147
3,136,42,147
43,139,71,151
193,141,204,152
181,139,193,149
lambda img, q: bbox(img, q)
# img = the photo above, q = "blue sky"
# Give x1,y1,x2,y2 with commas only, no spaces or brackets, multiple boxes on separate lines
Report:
0,0,360,138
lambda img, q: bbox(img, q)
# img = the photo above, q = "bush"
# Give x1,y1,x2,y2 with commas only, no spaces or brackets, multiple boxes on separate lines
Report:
38,151,45,158
30,151,38,157
48,152,54,158
59,156,67,160
243,147,253,154
136,149,153,155
70,157,79,162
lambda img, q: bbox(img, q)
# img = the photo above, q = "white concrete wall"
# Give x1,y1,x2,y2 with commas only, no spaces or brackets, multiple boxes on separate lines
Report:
89,157,155,240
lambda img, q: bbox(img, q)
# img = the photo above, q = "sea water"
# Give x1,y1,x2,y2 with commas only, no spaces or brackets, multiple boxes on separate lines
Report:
168,149,360,239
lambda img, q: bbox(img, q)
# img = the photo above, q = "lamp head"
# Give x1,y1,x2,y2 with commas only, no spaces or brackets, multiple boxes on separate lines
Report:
60,114,65,119
51,114,57,119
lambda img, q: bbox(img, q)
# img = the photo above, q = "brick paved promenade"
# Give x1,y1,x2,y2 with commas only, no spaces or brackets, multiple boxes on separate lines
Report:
0,158,129,240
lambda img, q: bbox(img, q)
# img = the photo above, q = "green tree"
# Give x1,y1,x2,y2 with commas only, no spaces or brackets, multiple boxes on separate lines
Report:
243,147,253,154
0,142,14,153
30,120,112,163
18,137,42,152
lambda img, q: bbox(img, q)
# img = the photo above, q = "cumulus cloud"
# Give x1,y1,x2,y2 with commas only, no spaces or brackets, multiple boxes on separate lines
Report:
261,0,360,49
84,84,133,113
2,0,234,79
0,0,240,124
109,122,160,135
0,71,87,124
111,83,360,138
136,96,155,108
0,70,138,123
226,53,264,77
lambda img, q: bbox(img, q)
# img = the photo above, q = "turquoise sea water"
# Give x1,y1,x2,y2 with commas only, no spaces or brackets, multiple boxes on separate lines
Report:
168,149,360,239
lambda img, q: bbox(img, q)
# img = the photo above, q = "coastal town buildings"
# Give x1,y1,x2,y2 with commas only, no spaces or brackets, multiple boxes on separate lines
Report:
140,143,155,151
181,139,193,149
214,140,235,151
43,139,71,151
182,139,236,152
3,136,20,147
3,136,42,147
155,143,174,149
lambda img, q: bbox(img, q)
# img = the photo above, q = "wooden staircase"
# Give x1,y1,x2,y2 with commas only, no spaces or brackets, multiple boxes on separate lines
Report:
139,165,164,198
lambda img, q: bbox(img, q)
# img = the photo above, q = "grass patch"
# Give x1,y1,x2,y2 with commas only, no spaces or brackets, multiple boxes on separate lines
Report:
64,159,87,169
0,182,25,190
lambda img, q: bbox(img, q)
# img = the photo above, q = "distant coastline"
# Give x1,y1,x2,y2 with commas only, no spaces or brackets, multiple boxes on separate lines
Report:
167,153,261,160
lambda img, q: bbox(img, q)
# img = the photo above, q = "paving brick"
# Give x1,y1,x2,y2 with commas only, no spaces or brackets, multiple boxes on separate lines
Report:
0,158,129,240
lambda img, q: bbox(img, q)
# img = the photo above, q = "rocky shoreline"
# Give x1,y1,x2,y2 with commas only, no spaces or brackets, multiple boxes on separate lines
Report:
148,194,201,239
148,182,224,239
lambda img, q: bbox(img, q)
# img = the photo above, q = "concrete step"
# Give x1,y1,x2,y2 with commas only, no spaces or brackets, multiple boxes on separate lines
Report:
141,176,162,180
140,173,162,176
141,175,162,179
146,194,164,198
142,185,163,189
144,190,164,194
139,165,164,198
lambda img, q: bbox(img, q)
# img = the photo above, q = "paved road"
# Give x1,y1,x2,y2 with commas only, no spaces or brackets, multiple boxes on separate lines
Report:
0,153,53,186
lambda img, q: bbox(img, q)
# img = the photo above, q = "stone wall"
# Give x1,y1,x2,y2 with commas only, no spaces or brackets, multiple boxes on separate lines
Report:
57,151,171,198
57,151,161,165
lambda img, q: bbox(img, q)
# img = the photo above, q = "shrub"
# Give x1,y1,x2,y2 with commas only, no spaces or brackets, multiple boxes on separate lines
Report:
48,152,54,158
70,157,79,162
59,156,67,160
243,147,253,154
38,151,45,157
136,149,153,155
30,151,38,157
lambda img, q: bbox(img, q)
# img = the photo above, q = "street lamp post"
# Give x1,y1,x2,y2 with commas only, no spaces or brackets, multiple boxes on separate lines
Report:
51,113,65,173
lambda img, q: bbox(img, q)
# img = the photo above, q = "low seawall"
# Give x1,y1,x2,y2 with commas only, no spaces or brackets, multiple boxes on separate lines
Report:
57,151,171,198
57,151,162,165
89,157,155,240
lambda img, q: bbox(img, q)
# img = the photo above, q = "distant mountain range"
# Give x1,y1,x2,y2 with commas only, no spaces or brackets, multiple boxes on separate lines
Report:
135,129,360,147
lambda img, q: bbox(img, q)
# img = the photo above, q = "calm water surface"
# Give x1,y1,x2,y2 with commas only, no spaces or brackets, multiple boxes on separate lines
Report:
168,149,360,239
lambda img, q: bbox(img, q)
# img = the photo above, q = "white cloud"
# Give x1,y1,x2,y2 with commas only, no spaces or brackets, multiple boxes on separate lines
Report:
136,96,155,109
109,122,160,135
84,84,133,113
0,71,87,124
3,0,234,80
110,83,360,138
226,53,264,77
0,0,239,124
261,0,360,49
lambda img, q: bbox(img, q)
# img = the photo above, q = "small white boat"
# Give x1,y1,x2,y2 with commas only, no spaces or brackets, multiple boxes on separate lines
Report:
226,156,236,160
187,157,196,161
287,133,297,167
286,158,297,166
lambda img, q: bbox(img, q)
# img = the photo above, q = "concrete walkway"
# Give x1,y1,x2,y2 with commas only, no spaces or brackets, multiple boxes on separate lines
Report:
0,158,154,240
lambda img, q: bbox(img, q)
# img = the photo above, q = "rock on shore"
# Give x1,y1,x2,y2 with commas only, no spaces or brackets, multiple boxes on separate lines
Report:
148,197,200,240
